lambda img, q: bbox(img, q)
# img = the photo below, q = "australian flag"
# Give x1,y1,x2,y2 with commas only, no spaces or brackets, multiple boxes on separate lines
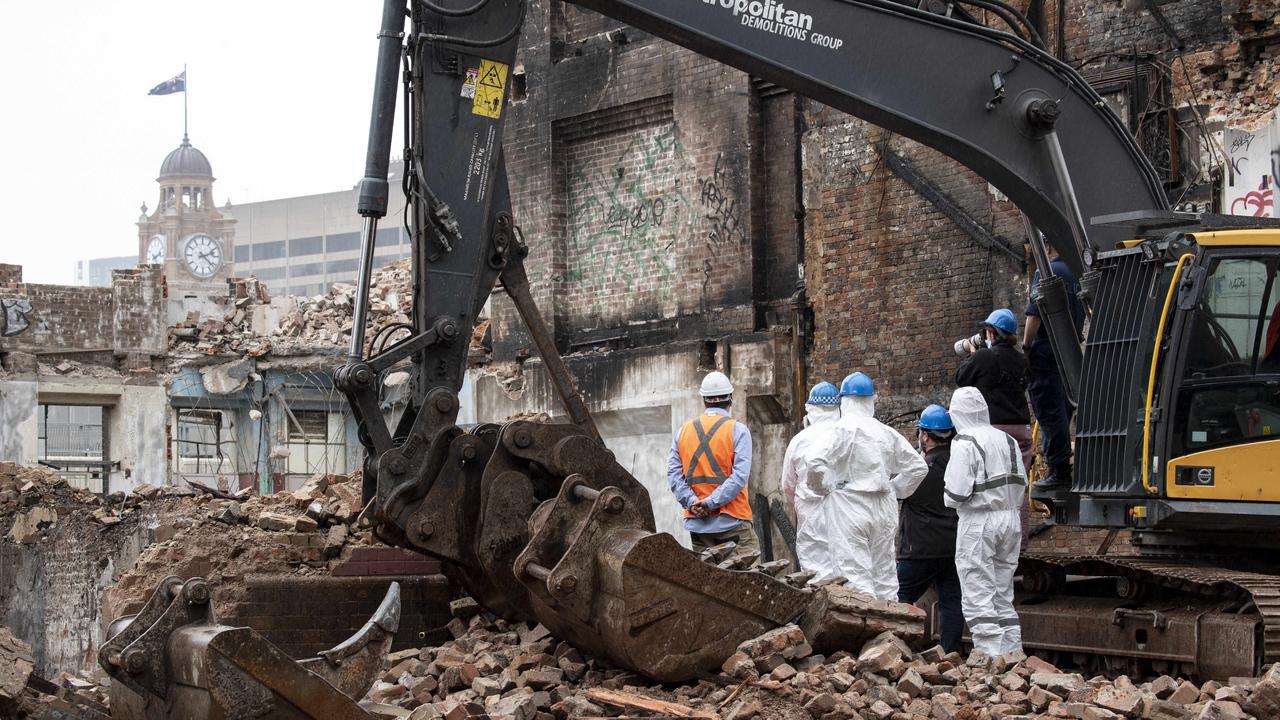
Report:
148,71,186,96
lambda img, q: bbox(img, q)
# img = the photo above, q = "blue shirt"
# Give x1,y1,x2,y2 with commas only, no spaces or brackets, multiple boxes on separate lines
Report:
1025,257,1085,342
667,408,753,534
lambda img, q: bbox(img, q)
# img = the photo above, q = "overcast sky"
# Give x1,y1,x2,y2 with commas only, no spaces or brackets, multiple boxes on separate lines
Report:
0,1,401,284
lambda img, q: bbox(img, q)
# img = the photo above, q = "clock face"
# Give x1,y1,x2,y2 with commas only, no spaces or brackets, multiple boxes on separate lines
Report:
145,235,166,265
183,234,223,279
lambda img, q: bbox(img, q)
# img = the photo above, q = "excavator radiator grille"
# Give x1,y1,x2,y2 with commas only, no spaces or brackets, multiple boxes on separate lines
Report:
1075,250,1161,496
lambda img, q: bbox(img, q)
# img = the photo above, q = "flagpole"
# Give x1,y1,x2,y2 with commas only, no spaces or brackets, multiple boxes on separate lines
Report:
183,63,188,141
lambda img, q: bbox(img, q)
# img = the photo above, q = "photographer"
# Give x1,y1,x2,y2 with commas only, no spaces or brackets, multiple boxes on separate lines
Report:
955,309,1033,497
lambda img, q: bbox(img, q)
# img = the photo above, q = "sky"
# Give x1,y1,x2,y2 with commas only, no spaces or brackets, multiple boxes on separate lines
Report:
0,1,401,284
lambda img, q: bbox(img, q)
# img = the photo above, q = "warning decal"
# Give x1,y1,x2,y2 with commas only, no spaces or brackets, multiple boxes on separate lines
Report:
461,67,478,99
472,59,508,119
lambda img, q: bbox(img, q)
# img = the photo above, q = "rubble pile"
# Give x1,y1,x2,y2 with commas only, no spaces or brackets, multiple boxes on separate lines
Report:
0,462,192,543
358,614,1275,720
103,472,375,620
167,261,416,357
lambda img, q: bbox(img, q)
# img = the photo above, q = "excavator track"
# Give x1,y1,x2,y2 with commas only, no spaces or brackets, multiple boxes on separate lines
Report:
1019,554,1280,678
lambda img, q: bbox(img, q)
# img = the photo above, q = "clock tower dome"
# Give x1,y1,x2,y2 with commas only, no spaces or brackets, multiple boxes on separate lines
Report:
137,134,236,296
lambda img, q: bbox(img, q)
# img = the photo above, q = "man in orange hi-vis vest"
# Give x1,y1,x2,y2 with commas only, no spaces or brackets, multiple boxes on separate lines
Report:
666,371,760,558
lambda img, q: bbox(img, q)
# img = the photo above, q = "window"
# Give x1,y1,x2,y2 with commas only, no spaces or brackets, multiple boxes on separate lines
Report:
252,266,287,281
289,236,324,256
173,409,238,476
1182,258,1277,379
285,409,347,476
326,232,361,253
375,226,401,250
38,404,108,493
1173,254,1280,456
327,258,360,275
38,405,103,460
290,262,325,279
235,244,252,263
252,240,286,261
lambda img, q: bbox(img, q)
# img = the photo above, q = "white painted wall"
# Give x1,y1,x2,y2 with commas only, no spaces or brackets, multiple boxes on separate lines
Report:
0,379,38,463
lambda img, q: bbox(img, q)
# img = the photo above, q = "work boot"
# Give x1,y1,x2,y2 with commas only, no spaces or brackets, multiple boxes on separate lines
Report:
1032,462,1072,493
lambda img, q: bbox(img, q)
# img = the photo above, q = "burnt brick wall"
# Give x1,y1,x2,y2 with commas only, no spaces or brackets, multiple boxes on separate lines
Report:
801,114,1027,416
0,266,164,358
752,87,803,308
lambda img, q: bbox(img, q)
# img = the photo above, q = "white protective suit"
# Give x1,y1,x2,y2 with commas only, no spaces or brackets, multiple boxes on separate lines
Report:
816,395,929,599
943,386,1027,657
780,403,841,581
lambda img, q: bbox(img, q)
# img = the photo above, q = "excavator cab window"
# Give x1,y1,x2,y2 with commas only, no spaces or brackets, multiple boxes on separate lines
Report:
1172,254,1280,455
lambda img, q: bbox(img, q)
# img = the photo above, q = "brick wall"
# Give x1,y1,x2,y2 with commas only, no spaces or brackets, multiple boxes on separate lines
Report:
1026,525,1136,557
800,116,1027,416
498,4,766,355
0,264,20,286
225,574,451,659
0,265,164,359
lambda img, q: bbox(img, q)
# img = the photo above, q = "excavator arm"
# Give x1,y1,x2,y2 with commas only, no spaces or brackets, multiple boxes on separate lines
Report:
331,0,1171,682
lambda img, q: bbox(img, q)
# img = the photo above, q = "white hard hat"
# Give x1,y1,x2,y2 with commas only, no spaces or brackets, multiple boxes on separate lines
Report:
700,371,734,398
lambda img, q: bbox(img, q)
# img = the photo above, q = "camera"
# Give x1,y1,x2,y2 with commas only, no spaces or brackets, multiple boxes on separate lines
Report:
953,332,986,357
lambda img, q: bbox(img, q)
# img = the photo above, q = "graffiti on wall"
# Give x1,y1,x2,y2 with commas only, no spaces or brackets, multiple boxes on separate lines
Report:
564,124,691,311
564,124,749,321
1223,124,1279,218
1,298,34,337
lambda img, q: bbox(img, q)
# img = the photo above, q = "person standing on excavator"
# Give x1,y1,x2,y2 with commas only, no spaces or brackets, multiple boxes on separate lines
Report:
667,371,760,559
821,372,929,599
1024,240,1085,492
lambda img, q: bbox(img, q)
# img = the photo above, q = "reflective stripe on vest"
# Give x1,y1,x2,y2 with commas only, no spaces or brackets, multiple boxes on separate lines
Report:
676,414,752,521
945,433,1022,504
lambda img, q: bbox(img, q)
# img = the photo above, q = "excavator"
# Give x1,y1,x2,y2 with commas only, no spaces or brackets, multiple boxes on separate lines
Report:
97,0,1280,715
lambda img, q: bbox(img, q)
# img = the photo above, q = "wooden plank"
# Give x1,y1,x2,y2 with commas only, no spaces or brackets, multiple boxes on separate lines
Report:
583,689,720,719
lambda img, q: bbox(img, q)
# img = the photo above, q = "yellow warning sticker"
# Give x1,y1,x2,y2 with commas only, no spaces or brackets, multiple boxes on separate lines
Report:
472,59,508,119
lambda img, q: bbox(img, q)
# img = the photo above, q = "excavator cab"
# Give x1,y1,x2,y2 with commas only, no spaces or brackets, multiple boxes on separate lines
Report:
1041,219,1280,537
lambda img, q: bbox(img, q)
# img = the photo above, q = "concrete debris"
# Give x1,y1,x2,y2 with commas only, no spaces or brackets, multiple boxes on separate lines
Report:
340,608,1274,720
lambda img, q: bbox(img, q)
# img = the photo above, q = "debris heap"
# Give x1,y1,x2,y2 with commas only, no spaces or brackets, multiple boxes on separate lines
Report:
360,613,1275,720
167,261,416,357
103,472,375,621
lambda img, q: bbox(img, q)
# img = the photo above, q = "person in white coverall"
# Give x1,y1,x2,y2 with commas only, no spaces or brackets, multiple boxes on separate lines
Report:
819,372,929,599
943,386,1027,658
780,382,842,582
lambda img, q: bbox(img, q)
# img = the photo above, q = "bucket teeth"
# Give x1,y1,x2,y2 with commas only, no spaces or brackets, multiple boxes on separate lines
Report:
785,570,817,587
700,541,738,563
755,559,791,577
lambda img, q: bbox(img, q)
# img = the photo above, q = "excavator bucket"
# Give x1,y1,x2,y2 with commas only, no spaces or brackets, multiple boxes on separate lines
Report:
99,576,400,720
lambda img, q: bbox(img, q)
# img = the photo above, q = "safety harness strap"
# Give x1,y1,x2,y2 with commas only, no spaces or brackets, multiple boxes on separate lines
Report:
685,415,732,485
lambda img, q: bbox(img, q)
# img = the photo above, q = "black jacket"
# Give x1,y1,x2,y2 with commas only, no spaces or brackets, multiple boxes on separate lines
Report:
898,446,958,560
955,339,1030,425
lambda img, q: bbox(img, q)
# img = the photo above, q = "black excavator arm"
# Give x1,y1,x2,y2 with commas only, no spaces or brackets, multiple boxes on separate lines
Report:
332,0,1170,681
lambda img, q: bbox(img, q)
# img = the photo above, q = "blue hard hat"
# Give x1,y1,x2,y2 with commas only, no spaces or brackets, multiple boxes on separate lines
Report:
807,382,840,406
982,308,1018,336
918,404,954,431
839,372,875,397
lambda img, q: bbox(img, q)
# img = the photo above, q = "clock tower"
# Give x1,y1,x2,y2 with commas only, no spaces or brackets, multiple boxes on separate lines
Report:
137,134,236,296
